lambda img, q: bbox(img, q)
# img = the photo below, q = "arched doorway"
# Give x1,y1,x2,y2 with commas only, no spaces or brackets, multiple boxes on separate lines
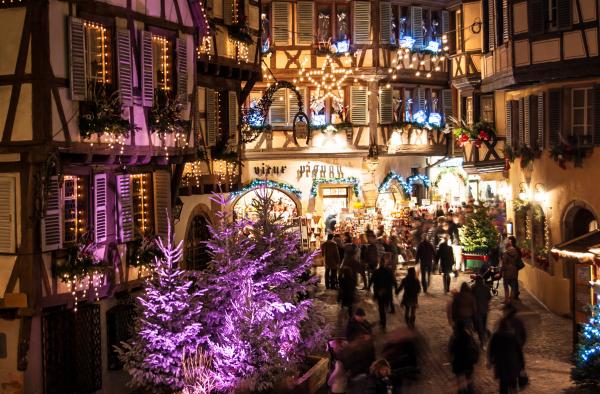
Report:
184,213,212,271
232,186,301,223
563,201,599,241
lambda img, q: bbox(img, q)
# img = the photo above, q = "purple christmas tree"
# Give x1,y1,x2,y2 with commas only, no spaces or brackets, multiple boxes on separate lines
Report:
201,191,327,391
117,234,207,393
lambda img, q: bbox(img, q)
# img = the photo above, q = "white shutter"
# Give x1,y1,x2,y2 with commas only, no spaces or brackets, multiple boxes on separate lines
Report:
297,2,314,45
441,10,450,37
94,174,108,243
379,87,393,124
351,86,368,125
505,100,513,147
228,90,239,146
270,89,287,125
42,176,62,252
288,88,306,125
69,17,87,101
379,2,392,45
153,171,171,241
206,89,217,147
524,96,530,146
411,6,424,48
223,0,233,25
116,29,133,106
141,30,154,107
116,174,134,243
537,93,545,148
415,87,426,112
0,177,16,253
441,89,453,119
353,2,371,45
176,38,188,104
272,2,290,45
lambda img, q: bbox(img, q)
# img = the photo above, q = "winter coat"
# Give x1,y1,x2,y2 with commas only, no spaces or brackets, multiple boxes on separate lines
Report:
338,265,356,307
340,337,376,378
371,267,396,300
472,281,492,314
451,290,477,324
345,318,373,341
396,276,421,307
322,240,341,269
449,329,479,376
342,243,361,274
488,329,525,381
436,242,455,273
501,246,520,280
415,240,435,268
365,243,380,270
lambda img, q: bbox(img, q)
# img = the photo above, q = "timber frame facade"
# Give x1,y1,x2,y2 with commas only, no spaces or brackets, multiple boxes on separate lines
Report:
0,0,259,392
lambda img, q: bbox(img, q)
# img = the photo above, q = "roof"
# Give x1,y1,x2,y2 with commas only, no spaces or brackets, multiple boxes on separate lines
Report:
552,230,600,262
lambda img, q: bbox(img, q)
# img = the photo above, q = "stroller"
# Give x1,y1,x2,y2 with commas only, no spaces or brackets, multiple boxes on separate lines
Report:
470,265,501,296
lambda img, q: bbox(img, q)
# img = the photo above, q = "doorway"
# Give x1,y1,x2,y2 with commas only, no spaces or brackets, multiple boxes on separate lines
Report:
563,201,599,241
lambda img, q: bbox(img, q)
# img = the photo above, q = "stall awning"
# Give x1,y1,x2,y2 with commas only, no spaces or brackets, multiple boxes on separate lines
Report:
552,230,600,262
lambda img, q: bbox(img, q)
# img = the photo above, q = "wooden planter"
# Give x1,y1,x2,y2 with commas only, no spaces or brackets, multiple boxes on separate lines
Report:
292,356,328,394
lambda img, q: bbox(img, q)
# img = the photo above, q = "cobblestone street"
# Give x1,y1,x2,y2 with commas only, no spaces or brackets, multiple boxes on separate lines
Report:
315,266,581,394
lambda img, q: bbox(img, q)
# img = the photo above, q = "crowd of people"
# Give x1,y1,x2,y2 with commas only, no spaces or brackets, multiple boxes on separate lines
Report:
321,211,528,394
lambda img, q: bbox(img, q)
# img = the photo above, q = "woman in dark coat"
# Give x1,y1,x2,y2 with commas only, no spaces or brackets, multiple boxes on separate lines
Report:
338,263,357,317
396,267,421,328
488,308,526,394
449,321,479,394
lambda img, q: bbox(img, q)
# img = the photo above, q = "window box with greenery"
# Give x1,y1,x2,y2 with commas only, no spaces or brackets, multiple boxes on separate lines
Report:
148,89,190,146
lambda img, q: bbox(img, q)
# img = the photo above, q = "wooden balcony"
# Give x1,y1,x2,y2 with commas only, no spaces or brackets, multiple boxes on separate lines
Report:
461,136,506,174
450,51,482,89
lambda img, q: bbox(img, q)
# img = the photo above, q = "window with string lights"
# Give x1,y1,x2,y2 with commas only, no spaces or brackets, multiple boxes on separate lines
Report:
152,35,174,92
83,21,112,89
63,175,88,245
131,174,155,237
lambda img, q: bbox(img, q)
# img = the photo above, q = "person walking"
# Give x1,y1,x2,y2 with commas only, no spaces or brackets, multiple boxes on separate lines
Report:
415,235,435,293
451,282,477,331
472,276,492,346
449,321,479,394
342,233,361,279
322,233,341,289
507,235,523,299
345,308,373,342
365,231,380,287
370,260,397,331
338,263,357,317
358,234,370,290
436,234,455,293
501,237,520,304
396,267,421,328
488,307,526,394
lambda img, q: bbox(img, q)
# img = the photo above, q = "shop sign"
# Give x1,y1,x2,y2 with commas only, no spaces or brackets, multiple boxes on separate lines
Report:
297,164,345,179
254,163,287,176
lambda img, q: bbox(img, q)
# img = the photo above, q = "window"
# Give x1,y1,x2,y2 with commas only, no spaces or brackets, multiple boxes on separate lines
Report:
548,0,558,28
269,88,305,126
465,96,474,127
481,95,494,123
317,5,332,46
83,22,112,86
572,88,593,136
131,174,154,236
152,35,173,91
335,4,350,42
63,176,87,245
185,215,211,270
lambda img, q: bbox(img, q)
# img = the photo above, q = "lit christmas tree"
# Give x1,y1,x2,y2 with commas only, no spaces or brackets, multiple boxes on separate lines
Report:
201,192,326,392
572,304,600,389
459,207,500,254
117,232,207,393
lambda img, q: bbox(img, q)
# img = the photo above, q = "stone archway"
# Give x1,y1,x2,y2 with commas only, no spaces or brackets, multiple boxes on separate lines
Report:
562,200,599,241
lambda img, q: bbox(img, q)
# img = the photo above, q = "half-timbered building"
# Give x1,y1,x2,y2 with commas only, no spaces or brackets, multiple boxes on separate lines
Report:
0,0,259,392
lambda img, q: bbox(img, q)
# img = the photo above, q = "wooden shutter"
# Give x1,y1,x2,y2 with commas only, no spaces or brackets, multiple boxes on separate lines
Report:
94,174,108,243
272,2,290,45
116,174,134,243
593,86,600,145
441,10,450,37
505,100,513,148
518,97,525,147
411,6,424,48
351,86,368,125
288,88,306,124
223,0,233,25
116,29,133,106
548,89,562,147
502,0,509,42
529,0,545,36
523,96,530,147
270,89,286,125
141,31,154,107
415,87,426,112
228,91,239,146
176,38,188,105
353,1,371,45
0,177,16,253
557,0,572,29
441,89,453,120
527,95,538,148
537,93,545,148
153,171,171,241
488,0,496,50
42,176,62,252
379,87,393,124
379,2,392,45
206,89,217,147
297,2,314,45
69,17,86,101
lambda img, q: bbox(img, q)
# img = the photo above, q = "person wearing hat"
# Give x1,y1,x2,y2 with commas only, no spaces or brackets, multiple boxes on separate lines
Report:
345,308,372,342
